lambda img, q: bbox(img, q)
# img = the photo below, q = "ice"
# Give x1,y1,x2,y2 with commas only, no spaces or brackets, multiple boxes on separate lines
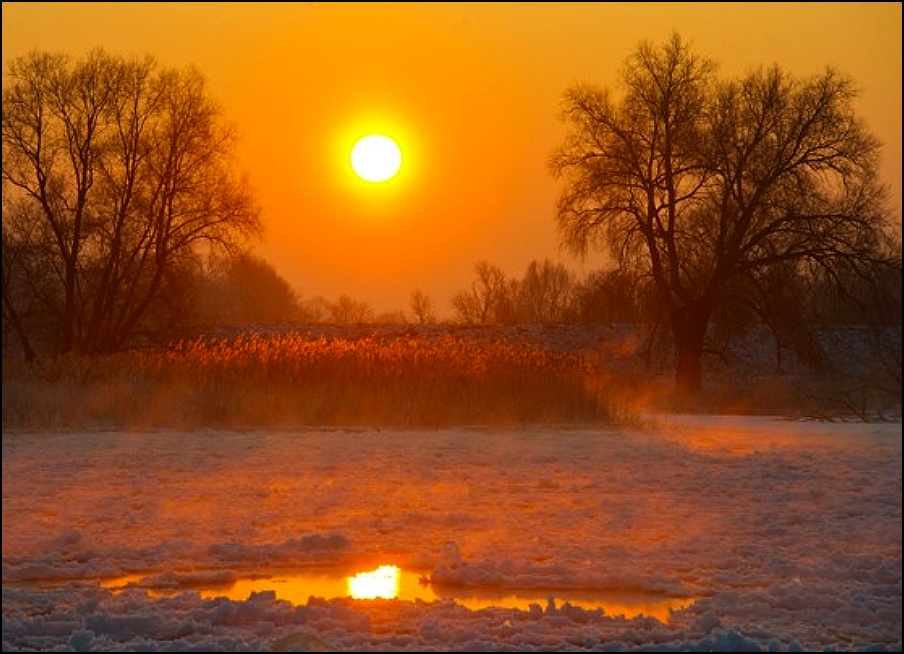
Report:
2,417,901,651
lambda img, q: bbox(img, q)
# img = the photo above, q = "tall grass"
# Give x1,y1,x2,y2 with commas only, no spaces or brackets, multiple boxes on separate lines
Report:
2,332,625,429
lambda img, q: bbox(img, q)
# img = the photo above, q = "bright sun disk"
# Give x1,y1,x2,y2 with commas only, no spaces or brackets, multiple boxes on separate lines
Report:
350,134,402,182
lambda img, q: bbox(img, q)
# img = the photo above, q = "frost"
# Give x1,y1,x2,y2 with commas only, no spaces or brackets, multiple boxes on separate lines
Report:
3,418,901,651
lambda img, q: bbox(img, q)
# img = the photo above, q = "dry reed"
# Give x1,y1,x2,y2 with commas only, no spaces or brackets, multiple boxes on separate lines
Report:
2,332,624,429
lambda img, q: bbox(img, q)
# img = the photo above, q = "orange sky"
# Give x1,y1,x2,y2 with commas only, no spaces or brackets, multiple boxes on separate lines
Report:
3,2,901,317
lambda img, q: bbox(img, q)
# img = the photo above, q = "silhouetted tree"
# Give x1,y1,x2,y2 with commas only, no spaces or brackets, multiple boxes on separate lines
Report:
517,259,575,323
2,221,43,360
328,294,374,324
2,49,261,358
802,247,903,327
298,295,329,323
450,260,510,324
551,33,896,393
375,309,408,324
200,253,300,325
410,288,437,324
568,269,655,324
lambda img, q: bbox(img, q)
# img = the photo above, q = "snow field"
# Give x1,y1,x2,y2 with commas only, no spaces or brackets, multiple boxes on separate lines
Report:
2,417,901,651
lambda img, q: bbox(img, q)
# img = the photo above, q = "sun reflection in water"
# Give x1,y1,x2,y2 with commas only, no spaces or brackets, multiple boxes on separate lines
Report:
99,566,695,622
347,564,400,599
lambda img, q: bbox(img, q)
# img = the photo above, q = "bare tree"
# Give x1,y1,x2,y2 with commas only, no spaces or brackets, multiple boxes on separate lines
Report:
2,49,261,357
410,288,437,324
516,259,575,323
450,260,509,324
569,268,655,324
298,295,329,324
550,33,896,393
328,294,374,324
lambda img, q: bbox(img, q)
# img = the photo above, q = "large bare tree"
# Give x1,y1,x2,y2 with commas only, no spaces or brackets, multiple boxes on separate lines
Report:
2,49,261,358
550,34,896,393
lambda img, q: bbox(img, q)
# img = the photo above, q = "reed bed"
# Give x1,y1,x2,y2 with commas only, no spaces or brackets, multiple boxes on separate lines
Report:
2,332,625,429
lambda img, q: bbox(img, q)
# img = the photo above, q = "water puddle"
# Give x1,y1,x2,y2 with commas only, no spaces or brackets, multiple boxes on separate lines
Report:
102,565,695,622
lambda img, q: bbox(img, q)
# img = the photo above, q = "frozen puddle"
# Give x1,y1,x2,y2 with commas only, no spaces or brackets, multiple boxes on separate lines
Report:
101,564,695,622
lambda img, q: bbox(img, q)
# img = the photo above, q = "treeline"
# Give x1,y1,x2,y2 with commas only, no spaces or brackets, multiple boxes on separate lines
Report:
189,252,901,332
3,244,900,358
446,259,902,347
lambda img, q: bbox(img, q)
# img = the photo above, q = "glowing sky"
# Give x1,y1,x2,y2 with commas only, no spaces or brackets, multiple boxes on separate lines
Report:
3,2,901,316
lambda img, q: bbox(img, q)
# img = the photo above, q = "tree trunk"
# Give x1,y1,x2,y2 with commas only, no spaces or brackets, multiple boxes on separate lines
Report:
1,296,37,362
670,305,710,395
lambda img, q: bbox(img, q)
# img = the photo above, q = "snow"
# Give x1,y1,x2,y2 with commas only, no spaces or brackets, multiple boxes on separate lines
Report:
2,416,901,651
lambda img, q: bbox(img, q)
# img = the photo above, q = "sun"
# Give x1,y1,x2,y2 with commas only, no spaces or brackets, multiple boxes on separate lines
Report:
350,134,402,182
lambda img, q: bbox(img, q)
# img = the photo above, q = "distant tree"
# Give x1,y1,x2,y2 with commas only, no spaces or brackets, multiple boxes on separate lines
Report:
803,247,903,327
569,269,655,324
375,309,408,324
550,33,897,393
200,253,300,325
410,288,437,324
450,260,510,324
450,259,580,324
2,49,261,358
515,259,575,323
328,294,374,324
298,295,329,323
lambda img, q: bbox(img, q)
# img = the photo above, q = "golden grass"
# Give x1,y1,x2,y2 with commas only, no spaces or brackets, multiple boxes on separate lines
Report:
2,332,625,429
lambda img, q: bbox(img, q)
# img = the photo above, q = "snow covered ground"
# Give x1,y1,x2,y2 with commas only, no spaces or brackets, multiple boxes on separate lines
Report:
2,416,901,651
